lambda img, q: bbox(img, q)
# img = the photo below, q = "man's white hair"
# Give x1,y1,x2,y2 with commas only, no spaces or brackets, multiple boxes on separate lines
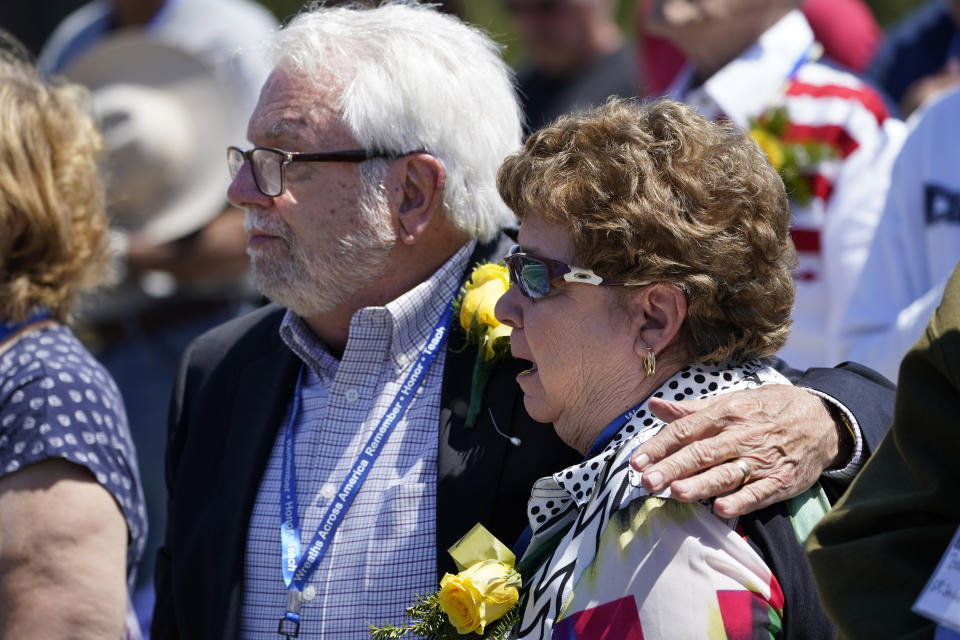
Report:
267,1,523,242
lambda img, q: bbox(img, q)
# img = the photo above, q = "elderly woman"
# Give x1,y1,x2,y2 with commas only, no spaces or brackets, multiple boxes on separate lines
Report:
0,52,146,636
494,98,832,638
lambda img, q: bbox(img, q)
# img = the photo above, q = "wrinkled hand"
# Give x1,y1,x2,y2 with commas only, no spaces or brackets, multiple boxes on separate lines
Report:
629,385,839,518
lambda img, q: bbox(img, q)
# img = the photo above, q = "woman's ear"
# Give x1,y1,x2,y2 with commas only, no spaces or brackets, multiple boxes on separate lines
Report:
386,153,446,244
629,283,688,360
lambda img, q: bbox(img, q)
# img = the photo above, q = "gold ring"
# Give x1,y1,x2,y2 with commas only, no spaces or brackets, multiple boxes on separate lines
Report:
734,459,752,487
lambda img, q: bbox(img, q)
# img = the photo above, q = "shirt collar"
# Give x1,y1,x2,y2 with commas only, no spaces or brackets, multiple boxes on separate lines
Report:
279,241,476,381
380,240,475,375
668,10,815,128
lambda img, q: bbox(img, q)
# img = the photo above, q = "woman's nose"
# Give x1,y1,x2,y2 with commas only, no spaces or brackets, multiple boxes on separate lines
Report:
495,283,523,329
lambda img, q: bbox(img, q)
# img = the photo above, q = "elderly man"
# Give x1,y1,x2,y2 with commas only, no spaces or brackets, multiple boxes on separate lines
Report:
153,3,895,638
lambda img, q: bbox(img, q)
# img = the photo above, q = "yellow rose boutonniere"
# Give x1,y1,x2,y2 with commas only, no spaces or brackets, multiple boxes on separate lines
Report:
370,524,522,640
453,262,512,428
749,105,837,207
459,264,509,337
438,559,520,635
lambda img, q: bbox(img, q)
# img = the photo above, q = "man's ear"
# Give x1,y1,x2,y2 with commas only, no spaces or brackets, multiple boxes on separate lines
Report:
629,283,688,360
387,153,445,244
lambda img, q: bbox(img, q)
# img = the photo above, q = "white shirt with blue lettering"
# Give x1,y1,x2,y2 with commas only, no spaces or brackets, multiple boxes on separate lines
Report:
839,86,960,381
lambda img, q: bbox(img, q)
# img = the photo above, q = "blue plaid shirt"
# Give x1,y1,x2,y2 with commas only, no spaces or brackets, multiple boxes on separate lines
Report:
241,242,474,638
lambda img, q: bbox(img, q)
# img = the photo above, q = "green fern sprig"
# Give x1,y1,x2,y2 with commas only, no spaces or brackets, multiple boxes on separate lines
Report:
369,592,521,640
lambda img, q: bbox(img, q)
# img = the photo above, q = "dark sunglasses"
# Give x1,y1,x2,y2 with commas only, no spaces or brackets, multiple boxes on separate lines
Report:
504,245,649,299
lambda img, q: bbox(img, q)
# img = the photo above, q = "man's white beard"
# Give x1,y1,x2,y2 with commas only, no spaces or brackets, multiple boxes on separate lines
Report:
245,182,396,317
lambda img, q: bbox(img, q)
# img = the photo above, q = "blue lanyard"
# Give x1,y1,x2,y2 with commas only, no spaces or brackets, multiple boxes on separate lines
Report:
0,311,52,343
584,403,644,459
277,301,454,636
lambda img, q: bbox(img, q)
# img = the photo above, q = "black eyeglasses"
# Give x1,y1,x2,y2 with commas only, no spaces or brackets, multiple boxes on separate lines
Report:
504,244,649,299
226,145,394,197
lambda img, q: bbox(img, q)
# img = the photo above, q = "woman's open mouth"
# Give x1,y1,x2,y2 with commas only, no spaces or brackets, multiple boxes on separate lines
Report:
517,360,538,378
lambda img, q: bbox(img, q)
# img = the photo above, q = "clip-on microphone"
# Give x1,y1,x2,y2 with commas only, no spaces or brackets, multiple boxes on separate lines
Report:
488,408,522,447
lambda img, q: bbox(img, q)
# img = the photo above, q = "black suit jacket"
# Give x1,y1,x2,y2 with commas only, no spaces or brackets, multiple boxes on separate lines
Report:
152,235,895,639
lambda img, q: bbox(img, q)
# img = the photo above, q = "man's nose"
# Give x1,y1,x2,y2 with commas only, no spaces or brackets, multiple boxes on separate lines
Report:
227,159,273,209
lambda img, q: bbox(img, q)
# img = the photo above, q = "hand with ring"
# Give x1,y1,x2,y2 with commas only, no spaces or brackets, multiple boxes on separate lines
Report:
733,459,752,487
629,384,842,518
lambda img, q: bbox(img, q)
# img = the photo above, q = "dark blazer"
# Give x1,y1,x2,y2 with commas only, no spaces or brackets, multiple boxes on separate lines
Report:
152,234,895,639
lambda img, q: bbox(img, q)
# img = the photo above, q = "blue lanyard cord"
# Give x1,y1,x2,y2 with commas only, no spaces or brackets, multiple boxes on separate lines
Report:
584,403,644,459
278,301,455,619
0,311,52,343
279,374,305,591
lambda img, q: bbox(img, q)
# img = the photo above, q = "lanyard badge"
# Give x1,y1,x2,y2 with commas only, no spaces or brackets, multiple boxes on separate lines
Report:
277,301,454,638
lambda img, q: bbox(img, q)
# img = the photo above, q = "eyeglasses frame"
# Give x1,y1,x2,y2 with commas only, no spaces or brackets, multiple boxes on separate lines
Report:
227,145,397,197
504,244,650,299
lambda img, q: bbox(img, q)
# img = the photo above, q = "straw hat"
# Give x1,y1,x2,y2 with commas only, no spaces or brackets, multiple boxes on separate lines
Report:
63,32,246,246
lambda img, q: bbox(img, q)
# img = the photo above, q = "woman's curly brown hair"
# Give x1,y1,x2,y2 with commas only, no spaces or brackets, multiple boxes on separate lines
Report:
497,98,797,362
0,56,112,323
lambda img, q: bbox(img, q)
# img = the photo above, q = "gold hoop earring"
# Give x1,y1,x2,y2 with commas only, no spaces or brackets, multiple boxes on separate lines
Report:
644,347,656,377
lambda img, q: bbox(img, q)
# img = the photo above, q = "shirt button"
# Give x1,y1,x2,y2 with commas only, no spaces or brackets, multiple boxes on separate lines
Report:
302,585,317,601
345,388,360,403
319,483,336,500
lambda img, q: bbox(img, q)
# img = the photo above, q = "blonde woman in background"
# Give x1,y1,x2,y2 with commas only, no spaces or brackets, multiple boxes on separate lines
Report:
0,46,146,638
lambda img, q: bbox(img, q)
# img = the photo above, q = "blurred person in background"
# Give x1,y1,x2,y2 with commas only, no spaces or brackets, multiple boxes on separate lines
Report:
840,85,960,381
636,0,884,96
507,0,636,133
639,0,905,370
36,2,275,628
868,0,960,117
58,36,257,628
0,42,146,639
38,0,276,117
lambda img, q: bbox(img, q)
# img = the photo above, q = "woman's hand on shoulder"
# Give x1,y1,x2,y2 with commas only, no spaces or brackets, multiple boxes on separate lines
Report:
0,458,128,638
629,385,839,518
